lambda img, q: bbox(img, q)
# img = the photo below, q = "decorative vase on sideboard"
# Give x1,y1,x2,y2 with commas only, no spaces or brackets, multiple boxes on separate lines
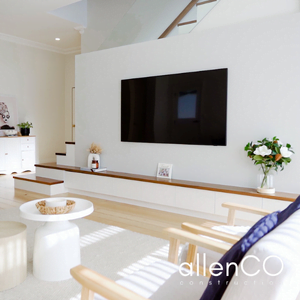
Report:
257,173,275,194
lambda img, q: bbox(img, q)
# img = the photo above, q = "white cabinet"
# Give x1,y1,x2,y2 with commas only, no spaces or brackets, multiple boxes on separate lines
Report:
21,137,35,171
0,141,5,172
5,138,21,171
0,137,35,174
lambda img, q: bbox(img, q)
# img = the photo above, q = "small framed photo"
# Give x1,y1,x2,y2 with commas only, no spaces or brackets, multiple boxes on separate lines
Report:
157,163,173,179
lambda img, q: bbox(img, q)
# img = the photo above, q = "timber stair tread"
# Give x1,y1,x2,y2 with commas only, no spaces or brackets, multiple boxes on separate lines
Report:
178,20,197,26
196,0,217,6
13,175,64,185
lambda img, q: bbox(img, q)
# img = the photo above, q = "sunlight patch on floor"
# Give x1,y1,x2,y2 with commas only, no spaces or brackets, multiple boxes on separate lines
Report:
69,293,81,300
117,244,182,277
80,226,125,248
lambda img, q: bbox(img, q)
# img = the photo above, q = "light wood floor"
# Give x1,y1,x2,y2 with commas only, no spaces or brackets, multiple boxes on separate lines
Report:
0,174,221,240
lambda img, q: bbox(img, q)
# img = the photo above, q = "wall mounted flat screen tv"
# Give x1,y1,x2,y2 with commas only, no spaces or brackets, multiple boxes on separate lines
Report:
121,68,227,146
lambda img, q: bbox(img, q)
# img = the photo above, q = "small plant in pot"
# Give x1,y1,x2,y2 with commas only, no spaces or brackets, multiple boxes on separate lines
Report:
17,122,33,136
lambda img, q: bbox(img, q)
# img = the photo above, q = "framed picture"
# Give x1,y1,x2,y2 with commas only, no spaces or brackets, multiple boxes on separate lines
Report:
157,163,173,179
0,95,18,136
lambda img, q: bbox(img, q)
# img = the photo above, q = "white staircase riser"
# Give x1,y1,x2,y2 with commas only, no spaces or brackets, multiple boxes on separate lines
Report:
197,1,218,24
178,22,197,35
56,144,75,166
14,179,67,196
180,5,197,24
66,144,75,160
177,0,219,36
36,167,65,181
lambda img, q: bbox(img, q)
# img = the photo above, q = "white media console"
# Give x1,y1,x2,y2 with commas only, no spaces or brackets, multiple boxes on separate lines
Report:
14,163,296,225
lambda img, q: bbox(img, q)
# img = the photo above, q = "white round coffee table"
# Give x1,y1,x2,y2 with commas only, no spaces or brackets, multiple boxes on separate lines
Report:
19,197,94,281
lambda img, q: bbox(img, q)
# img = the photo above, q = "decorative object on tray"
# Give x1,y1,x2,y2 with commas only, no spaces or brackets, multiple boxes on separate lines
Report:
156,163,173,179
17,121,33,136
245,136,294,194
80,167,107,172
35,199,76,215
87,142,102,169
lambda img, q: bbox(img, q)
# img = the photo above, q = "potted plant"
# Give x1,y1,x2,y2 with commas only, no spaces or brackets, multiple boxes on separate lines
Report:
17,122,33,136
244,137,294,194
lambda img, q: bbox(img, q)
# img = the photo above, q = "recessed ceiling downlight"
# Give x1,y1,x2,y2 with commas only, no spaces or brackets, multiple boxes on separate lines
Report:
55,38,60,41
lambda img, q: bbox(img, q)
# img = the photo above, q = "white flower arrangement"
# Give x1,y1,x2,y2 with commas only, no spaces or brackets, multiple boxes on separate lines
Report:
245,137,294,188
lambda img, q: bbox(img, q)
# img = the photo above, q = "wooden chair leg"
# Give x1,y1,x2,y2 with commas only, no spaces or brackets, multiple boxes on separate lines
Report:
168,237,180,264
186,244,197,265
81,287,94,300
227,209,236,225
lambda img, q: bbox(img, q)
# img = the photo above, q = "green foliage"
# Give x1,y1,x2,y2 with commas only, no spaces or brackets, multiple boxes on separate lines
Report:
17,122,33,129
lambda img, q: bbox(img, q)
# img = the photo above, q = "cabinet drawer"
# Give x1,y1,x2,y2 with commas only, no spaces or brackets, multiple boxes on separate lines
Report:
21,137,35,144
21,144,35,151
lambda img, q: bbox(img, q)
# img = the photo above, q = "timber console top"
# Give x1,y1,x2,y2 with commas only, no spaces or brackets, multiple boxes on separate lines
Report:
35,163,298,202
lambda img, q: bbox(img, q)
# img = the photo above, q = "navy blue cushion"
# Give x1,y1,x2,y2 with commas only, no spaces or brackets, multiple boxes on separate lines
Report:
200,195,300,300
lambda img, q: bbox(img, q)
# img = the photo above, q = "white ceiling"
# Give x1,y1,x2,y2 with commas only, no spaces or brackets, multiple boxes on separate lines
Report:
0,0,82,51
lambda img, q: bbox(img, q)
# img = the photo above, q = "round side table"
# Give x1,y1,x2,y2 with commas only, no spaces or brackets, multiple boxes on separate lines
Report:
19,197,94,281
0,221,27,291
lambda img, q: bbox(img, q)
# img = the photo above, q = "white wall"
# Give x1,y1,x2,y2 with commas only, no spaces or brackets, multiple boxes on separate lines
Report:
194,0,300,32
98,0,191,50
64,53,76,142
0,40,66,163
81,0,135,53
75,12,300,193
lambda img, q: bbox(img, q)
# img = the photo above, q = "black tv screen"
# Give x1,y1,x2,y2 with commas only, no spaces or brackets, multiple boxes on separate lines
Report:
121,68,227,146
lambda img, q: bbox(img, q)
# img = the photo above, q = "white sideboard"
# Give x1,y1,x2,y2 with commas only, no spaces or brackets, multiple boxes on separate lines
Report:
0,136,35,174
28,163,297,225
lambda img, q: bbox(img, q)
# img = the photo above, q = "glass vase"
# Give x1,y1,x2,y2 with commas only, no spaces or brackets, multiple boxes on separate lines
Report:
257,173,275,194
